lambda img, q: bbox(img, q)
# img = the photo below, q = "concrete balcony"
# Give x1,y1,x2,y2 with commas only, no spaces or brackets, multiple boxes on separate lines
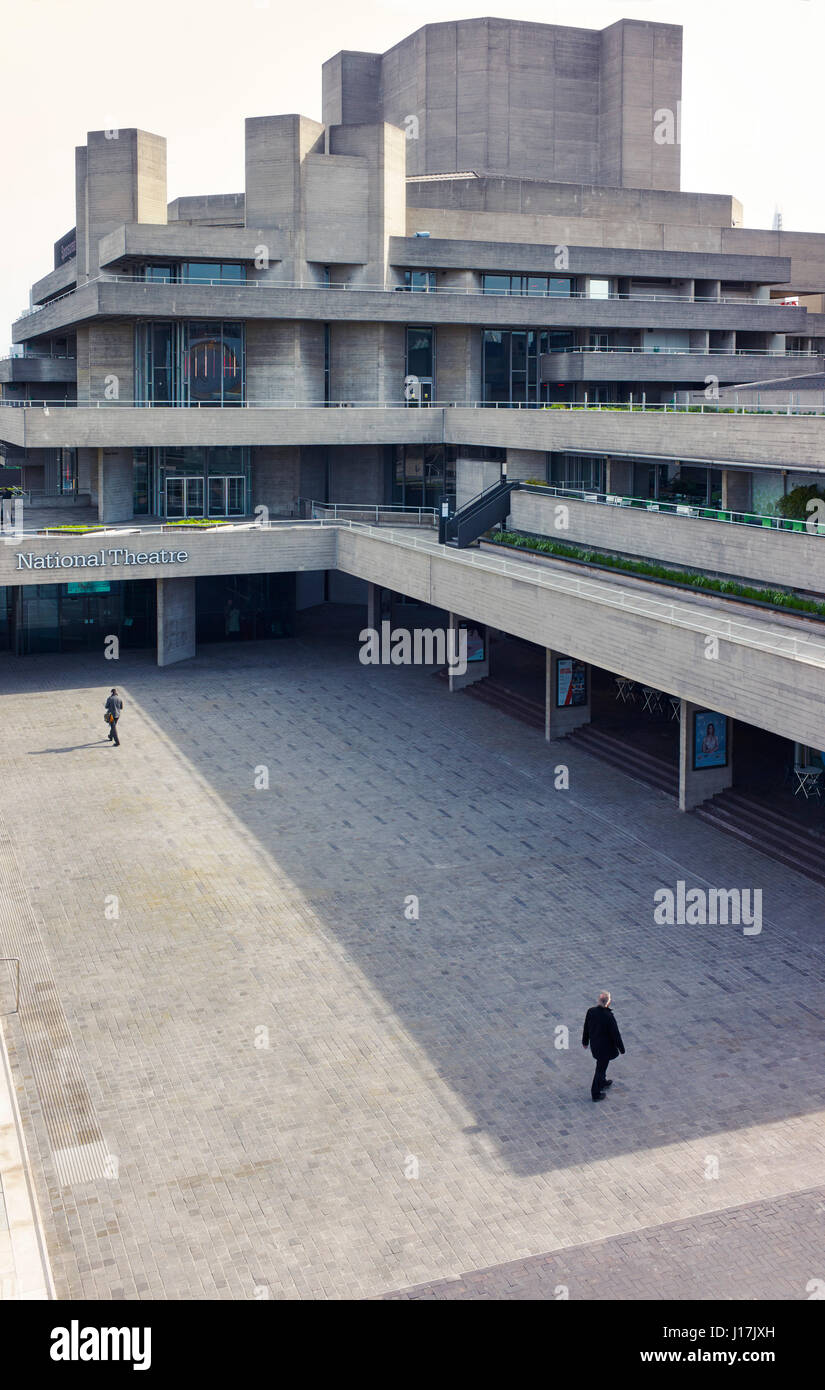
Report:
508,489,825,595
2,515,822,749
96,223,283,269
0,355,76,385
0,403,445,450
540,350,821,386
12,276,813,343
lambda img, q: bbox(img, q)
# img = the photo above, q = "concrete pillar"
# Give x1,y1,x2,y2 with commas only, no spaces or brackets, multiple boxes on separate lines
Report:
545,650,591,740
722,469,753,512
97,448,133,523
157,577,196,666
447,613,488,691
605,457,633,495
366,582,377,631
678,701,733,810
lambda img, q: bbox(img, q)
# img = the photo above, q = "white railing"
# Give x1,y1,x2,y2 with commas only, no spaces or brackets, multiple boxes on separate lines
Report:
3,397,825,416
18,271,814,316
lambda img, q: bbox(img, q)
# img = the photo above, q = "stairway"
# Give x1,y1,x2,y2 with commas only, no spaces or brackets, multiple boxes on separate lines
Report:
566,724,679,798
444,480,516,547
436,671,545,730
694,789,825,888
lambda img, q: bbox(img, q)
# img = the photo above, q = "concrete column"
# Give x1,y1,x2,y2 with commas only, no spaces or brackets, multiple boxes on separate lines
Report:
97,448,133,523
605,457,633,495
545,650,591,740
366,582,377,631
157,577,196,667
722,469,753,512
678,701,733,810
447,613,488,691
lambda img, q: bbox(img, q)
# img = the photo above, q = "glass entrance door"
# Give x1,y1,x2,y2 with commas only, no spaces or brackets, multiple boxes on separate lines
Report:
165,475,205,518
207,475,246,517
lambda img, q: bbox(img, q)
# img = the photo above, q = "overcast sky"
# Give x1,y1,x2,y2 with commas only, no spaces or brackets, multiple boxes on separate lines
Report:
2,0,823,351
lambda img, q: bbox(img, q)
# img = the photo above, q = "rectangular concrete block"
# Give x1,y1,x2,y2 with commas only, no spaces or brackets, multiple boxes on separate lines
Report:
157,576,196,666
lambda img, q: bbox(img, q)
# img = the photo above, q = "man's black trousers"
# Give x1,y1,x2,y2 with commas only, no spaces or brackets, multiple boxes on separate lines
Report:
592,1054,611,1099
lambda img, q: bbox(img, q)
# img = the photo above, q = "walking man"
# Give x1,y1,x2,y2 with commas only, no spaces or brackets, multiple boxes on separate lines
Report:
104,688,123,746
582,990,625,1102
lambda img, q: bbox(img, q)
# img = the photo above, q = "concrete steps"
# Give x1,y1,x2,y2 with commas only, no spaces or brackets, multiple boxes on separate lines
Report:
695,790,825,889
566,724,679,798
436,672,546,730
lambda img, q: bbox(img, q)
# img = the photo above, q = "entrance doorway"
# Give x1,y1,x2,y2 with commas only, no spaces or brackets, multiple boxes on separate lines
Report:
165,476,204,518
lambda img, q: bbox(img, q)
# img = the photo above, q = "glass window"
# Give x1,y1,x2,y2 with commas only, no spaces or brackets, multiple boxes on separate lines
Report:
406,327,434,380
482,274,510,296
219,263,245,283
403,270,436,291
483,330,509,403
548,278,571,298
183,263,217,285
588,279,611,300
527,276,548,297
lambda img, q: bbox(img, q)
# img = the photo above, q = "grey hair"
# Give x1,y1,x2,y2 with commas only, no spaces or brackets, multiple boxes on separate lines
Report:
598,991,611,1005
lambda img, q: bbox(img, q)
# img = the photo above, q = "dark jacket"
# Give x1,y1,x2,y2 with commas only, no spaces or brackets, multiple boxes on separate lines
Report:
582,1005,625,1060
104,694,123,721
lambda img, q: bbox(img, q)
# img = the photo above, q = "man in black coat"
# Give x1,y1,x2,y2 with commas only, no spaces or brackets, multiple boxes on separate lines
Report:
582,991,625,1101
104,688,123,746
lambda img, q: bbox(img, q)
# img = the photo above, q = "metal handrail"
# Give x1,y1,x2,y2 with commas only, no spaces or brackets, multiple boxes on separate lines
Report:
18,271,813,315
4,397,825,415
516,483,825,535
549,346,818,358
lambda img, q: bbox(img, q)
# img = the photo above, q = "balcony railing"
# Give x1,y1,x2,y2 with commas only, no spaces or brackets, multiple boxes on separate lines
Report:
546,346,818,357
19,271,812,317
3,397,825,415
516,482,825,536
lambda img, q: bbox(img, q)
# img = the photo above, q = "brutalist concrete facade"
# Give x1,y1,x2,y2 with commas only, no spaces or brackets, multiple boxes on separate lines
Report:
3,13,825,530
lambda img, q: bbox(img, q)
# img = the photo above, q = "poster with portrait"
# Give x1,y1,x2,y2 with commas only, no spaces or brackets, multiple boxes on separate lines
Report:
693,710,728,770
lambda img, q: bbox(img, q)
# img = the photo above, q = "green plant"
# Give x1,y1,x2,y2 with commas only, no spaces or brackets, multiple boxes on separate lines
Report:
489,530,825,619
775,484,825,522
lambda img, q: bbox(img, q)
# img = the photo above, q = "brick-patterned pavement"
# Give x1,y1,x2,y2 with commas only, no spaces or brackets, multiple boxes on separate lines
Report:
1,616,824,1300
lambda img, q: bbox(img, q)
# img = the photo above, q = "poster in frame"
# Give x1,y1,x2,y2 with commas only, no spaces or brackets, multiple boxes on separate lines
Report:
693,710,728,770
557,657,587,708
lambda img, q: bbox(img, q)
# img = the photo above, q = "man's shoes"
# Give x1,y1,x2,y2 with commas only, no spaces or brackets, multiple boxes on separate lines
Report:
602,1080,613,1088
592,1093,606,1102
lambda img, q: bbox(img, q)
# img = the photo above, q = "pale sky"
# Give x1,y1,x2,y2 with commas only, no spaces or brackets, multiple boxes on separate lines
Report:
2,0,823,353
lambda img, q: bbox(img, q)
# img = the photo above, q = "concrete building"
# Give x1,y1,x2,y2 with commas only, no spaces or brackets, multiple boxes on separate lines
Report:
2,15,825,855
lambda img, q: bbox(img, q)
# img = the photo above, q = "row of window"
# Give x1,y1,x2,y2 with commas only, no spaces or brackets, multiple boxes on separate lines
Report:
136,262,246,284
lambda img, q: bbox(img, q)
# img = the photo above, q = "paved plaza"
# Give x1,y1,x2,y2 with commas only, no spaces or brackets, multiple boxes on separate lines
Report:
0,613,824,1300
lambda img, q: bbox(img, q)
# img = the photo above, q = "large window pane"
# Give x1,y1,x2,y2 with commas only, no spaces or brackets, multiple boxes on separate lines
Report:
548,278,571,297
482,274,510,296
483,330,509,403
406,327,433,379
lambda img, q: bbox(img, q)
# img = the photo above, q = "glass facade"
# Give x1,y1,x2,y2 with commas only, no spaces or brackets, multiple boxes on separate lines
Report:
133,447,250,517
136,262,246,284
401,270,436,291
633,462,723,506
405,326,434,404
550,455,606,491
482,329,540,405
195,573,295,643
482,273,572,297
135,321,244,405
392,446,454,508
1,581,156,655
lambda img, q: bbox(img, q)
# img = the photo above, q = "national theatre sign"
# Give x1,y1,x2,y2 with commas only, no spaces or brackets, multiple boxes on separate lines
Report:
15,547,190,571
